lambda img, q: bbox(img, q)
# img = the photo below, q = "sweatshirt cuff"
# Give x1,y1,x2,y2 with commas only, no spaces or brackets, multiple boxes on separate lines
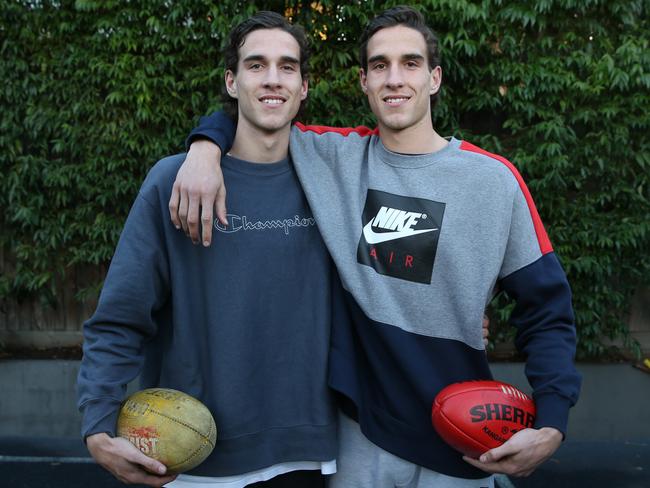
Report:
532,393,573,439
81,398,122,441
185,112,236,153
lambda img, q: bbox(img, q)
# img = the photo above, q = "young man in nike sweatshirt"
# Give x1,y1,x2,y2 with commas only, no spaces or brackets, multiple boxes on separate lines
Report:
170,6,581,488
77,12,339,488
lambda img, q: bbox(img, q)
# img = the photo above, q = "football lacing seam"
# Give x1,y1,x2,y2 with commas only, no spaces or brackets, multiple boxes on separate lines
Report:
500,385,530,401
148,407,214,445
148,408,215,471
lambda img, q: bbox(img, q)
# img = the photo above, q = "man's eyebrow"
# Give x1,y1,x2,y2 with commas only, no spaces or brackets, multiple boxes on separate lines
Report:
402,53,425,62
242,54,266,63
368,53,426,65
279,55,300,64
242,55,300,65
367,54,388,65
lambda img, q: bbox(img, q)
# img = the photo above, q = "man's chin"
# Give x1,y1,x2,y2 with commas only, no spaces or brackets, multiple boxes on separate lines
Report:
377,117,412,132
252,117,295,134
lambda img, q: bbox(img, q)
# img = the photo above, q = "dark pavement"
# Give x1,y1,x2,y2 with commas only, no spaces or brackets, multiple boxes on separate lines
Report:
0,436,648,487
0,437,145,488
507,440,649,488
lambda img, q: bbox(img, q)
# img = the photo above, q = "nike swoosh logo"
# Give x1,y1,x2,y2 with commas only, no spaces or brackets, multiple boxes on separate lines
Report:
362,221,438,244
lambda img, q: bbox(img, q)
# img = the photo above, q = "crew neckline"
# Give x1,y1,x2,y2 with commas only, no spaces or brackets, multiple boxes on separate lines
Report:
374,136,460,168
222,153,291,176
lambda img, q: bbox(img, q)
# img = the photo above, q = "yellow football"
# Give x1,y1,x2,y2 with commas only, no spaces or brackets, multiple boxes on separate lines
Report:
117,388,217,473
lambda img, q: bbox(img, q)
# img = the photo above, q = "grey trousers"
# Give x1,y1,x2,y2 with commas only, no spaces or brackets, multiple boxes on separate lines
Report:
329,412,494,488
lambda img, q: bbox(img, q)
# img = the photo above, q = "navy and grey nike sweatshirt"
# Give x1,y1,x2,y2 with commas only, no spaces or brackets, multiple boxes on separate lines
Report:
188,113,582,479
77,153,338,476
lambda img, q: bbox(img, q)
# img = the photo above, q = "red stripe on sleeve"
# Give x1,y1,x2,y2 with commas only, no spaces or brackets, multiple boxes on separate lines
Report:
295,122,379,137
459,140,553,255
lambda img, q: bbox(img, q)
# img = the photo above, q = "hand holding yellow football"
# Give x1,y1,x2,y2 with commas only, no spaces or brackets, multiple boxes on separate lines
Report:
117,388,217,473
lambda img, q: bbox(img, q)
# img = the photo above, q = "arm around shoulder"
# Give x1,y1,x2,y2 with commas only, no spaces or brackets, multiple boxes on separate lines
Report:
171,111,237,245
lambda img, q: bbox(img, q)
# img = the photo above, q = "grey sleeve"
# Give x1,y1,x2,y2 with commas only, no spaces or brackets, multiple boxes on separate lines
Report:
499,180,546,277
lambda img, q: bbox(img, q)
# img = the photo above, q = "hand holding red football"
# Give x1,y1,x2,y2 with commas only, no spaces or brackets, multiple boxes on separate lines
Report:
432,380,536,458
462,426,563,477
432,380,562,477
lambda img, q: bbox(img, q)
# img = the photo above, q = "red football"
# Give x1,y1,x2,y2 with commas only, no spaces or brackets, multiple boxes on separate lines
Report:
431,380,536,458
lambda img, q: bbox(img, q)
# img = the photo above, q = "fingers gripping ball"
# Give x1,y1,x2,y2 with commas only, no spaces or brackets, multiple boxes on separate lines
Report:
117,388,217,473
432,380,536,458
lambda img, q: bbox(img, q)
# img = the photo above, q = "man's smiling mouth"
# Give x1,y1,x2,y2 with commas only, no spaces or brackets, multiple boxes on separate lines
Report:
259,95,286,105
383,95,410,106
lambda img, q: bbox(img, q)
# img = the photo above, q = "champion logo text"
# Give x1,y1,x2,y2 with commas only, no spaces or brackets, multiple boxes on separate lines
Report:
215,213,316,235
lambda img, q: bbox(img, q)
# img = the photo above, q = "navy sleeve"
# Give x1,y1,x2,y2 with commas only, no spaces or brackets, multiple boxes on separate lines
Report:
499,252,582,437
76,192,170,440
185,111,236,153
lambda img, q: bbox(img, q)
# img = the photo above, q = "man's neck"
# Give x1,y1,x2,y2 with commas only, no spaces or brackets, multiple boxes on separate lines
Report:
379,118,448,155
229,122,290,163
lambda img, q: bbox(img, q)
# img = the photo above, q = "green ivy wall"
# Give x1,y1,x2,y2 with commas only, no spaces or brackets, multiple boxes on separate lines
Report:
1,1,648,358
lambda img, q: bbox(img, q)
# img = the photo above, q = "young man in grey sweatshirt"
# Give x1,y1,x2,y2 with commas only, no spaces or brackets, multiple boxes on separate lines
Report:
171,6,580,488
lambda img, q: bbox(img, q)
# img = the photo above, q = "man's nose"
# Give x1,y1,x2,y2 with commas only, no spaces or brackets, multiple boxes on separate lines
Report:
263,65,281,87
385,65,404,88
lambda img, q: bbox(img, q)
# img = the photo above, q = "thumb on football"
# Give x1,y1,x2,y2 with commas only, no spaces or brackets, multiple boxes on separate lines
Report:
135,453,167,475
479,439,518,463
118,438,167,475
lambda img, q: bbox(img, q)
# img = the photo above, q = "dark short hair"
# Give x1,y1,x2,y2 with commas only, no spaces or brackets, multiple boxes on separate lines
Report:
359,6,441,107
221,11,310,120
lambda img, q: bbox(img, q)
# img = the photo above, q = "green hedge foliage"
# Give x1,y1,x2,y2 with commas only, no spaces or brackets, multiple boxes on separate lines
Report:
2,0,649,358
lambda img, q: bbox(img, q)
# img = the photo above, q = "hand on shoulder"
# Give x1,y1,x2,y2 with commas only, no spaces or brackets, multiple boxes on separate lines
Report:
169,139,227,246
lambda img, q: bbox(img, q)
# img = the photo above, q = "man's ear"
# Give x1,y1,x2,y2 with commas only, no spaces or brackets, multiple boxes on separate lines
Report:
225,70,238,98
359,68,368,94
429,65,442,95
300,79,308,101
